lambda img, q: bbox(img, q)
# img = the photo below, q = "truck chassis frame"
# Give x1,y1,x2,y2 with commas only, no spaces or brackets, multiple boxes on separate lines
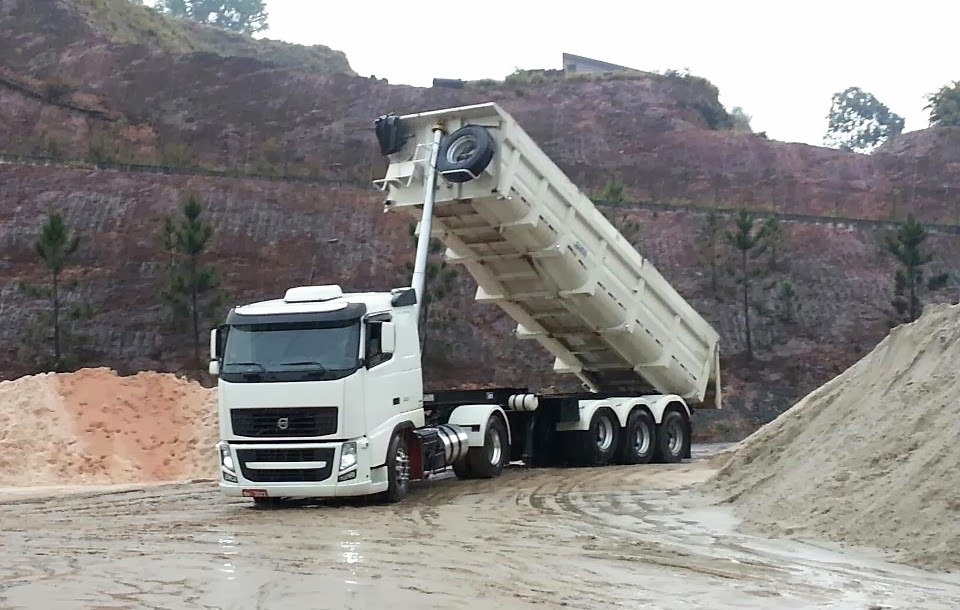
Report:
421,387,693,473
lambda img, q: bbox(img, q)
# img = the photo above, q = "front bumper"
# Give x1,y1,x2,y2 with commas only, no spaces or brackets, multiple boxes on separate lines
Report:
217,440,388,499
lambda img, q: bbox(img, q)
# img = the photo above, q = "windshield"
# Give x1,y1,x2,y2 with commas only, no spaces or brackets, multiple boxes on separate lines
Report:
221,320,361,381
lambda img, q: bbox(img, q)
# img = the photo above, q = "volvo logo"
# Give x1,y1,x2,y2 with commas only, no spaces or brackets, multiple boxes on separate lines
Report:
277,417,289,431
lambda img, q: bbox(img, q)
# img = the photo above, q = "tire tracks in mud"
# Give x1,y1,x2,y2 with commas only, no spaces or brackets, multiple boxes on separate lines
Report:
508,469,947,606
360,470,638,608
464,465,833,602
391,466,766,607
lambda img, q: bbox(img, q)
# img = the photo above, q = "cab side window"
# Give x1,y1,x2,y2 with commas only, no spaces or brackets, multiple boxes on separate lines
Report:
365,321,392,368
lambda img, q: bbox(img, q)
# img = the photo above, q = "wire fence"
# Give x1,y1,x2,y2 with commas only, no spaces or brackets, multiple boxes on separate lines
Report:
3,151,959,235
0,151,366,188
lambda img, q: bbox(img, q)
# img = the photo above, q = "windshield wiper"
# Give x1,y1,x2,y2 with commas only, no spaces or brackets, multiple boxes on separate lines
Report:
225,361,266,372
279,361,328,372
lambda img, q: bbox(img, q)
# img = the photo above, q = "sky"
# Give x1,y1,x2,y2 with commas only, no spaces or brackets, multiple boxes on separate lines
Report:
259,0,959,147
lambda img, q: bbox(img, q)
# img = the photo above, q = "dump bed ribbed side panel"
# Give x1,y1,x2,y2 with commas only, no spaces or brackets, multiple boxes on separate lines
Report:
375,103,720,404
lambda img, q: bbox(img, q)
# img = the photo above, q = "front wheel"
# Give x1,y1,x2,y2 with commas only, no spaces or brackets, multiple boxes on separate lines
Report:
380,430,410,502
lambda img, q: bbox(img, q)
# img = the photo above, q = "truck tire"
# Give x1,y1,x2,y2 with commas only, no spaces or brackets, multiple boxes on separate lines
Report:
574,408,620,466
380,430,410,502
466,415,508,478
435,125,495,183
451,455,473,479
653,408,690,464
618,408,656,465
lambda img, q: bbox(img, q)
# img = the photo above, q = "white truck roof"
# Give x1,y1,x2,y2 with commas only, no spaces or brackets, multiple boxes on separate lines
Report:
232,286,397,317
374,102,721,407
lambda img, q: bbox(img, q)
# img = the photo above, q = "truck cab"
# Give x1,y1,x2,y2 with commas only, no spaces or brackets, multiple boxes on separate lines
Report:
211,284,432,502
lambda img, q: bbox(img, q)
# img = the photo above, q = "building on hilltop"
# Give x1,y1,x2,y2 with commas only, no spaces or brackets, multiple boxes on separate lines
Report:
562,52,638,75
432,78,465,89
430,53,639,87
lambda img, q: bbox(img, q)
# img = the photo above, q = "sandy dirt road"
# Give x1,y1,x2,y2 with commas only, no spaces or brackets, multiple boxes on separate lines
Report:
2,444,959,610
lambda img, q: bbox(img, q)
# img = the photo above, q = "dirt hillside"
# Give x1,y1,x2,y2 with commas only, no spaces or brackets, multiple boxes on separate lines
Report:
0,368,217,487
704,302,960,571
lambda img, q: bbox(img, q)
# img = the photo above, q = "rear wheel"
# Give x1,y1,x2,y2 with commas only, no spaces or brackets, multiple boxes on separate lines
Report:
451,455,473,479
574,408,620,466
618,409,656,465
653,408,690,464
465,415,508,478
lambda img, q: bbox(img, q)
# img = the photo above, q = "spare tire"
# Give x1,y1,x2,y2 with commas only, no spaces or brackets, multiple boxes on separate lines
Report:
435,125,495,183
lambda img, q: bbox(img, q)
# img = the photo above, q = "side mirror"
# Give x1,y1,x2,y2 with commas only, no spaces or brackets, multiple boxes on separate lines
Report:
380,322,396,354
209,326,225,376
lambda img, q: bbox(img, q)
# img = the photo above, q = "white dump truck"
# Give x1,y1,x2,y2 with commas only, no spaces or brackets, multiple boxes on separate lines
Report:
209,102,722,505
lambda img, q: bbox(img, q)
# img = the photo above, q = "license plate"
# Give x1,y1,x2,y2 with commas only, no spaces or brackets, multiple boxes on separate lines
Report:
242,489,268,498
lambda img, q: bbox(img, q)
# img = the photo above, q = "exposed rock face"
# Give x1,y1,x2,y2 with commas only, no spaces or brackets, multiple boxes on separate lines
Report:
2,0,960,440
3,161,958,440
5,2,960,227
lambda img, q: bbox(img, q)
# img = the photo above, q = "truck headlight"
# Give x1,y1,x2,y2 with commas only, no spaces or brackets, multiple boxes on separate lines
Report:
339,441,357,471
219,444,235,472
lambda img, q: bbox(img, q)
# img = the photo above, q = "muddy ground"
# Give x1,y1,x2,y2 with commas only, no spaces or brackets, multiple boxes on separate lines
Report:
2,444,959,610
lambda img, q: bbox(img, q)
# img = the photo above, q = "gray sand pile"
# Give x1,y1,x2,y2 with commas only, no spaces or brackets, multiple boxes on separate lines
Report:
705,303,960,571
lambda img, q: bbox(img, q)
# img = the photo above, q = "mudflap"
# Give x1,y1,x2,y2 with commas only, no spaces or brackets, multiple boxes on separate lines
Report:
527,406,565,468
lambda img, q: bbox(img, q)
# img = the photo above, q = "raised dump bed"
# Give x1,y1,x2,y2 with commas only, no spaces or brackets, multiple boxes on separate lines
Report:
373,102,721,407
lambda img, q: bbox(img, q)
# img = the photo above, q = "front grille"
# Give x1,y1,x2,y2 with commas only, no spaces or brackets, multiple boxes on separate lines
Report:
237,448,328,462
230,407,338,437
237,447,335,483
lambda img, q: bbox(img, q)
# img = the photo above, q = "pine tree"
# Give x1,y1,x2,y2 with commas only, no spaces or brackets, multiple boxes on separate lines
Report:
887,215,949,323
774,280,800,324
763,216,782,269
599,177,625,203
19,211,90,371
726,209,768,362
161,196,225,366
758,279,801,347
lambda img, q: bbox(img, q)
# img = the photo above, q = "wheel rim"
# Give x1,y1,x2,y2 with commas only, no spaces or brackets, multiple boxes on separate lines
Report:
446,135,477,163
633,420,651,455
666,419,684,456
487,427,502,466
395,439,410,486
595,414,614,452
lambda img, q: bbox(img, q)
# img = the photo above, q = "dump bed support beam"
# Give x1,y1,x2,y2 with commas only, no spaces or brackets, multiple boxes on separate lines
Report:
411,126,444,309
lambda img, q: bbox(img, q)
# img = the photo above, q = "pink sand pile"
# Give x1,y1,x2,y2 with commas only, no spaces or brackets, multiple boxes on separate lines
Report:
0,368,218,486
